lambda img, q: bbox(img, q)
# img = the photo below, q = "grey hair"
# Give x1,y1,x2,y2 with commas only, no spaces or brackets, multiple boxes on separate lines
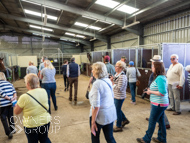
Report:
92,62,108,79
71,57,75,62
185,65,190,71
170,54,179,60
0,72,6,81
24,73,39,89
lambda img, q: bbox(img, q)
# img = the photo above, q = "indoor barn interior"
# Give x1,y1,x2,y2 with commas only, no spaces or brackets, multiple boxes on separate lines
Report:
0,0,190,143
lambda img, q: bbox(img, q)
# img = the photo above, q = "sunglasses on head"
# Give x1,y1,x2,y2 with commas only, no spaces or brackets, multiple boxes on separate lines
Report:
170,58,176,60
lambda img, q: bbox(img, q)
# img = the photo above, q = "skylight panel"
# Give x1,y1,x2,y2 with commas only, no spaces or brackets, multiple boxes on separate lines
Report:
29,25,53,32
22,0,60,11
95,0,119,8
117,5,139,14
24,9,57,20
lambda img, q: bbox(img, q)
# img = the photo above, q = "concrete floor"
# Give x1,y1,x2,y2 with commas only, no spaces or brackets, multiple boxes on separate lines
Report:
0,74,190,143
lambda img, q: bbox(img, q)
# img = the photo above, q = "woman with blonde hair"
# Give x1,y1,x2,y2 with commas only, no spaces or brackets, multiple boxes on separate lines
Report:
14,73,51,143
40,60,57,113
89,62,117,143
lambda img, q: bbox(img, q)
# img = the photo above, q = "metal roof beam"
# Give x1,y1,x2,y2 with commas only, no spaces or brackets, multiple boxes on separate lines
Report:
140,1,190,22
86,0,97,11
0,25,91,46
26,0,123,26
124,0,168,20
0,13,107,42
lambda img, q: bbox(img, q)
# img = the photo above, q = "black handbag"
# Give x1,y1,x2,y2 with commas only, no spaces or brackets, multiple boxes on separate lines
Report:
85,87,90,99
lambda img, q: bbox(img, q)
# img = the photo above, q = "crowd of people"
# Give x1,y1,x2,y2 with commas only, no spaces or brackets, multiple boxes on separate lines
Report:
0,53,190,143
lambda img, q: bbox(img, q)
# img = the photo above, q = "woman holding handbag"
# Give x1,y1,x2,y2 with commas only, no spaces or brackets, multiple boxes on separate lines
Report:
14,73,51,143
89,62,117,143
127,61,141,105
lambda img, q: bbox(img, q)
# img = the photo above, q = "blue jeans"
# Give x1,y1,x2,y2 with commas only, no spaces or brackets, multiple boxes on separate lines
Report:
41,82,57,113
114,99,127,127
129,82,136,102
24,123,51,143
143,104,167,143
89,117,116,143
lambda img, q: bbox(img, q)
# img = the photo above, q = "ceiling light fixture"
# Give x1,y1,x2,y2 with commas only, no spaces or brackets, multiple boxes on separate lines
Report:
122,21,140,29
65,32,75,36
89,37,96,41
24,9,57,20
76,35,86,39
21,0,61,11
29,25,53,32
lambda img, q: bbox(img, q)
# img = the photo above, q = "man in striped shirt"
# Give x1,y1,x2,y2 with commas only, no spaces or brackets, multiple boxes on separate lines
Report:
0,72,17,139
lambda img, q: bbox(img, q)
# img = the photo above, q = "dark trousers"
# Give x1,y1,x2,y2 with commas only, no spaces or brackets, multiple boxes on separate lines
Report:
68,77,78,101
63,75,69,89
0,105,15,136
24,122,51,143
143,105,167,143
89,117,116,143
129,82,136,102
114,99,127,127
41,82,57,113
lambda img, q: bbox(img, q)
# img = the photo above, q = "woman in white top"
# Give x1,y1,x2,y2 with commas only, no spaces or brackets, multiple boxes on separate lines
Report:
89,62,117,143
127,61,141,104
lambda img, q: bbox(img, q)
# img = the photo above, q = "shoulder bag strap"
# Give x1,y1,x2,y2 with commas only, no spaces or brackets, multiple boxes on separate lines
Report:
26,93,49,113
101,79,112,90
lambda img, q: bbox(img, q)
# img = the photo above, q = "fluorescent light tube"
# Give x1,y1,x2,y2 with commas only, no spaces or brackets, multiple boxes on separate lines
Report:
76,35,86,38
30,25,53,32
90,37,96,41
122,21,140,29
89,26,101,30
74,22,88,27
24,9,57,20
65,32,75,36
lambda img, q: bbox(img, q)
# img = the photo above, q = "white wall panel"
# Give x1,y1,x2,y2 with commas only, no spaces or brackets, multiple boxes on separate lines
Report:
18,56,37,67
144,11,190,45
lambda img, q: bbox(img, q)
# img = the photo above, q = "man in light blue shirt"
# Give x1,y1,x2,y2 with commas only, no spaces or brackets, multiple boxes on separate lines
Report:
38,56,48,86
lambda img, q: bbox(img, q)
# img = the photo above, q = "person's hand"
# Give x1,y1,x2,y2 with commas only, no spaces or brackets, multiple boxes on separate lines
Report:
91,122,98,136
176,85,183,89
144,88,151,95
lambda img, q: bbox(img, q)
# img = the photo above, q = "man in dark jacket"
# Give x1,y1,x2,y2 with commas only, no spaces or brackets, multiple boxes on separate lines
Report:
62,60,69,91
67,57,80,105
